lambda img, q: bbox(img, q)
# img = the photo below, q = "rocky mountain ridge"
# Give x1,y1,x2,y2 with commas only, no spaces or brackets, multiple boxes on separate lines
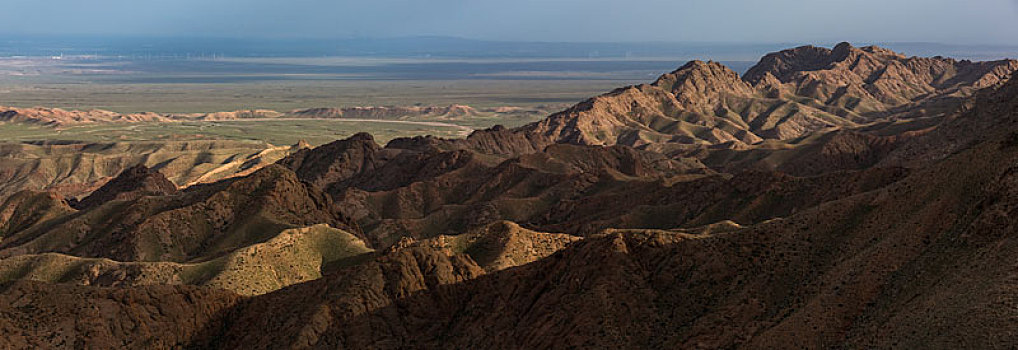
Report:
443,43,1017,156
0,140,305,203
0,104,492,126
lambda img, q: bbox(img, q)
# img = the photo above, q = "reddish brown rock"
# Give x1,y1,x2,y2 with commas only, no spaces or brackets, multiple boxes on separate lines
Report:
71,164,178,211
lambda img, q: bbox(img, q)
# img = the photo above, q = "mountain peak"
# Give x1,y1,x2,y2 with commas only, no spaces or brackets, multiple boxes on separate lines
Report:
348,132,376,142
658,60,743,85
743,43,910,84
72,164,177,210
277,133,384,190
742,44,837,84
832,41,855,59
662,60,733,76
654,60,742,88
676,59,721,69
652,60,753,113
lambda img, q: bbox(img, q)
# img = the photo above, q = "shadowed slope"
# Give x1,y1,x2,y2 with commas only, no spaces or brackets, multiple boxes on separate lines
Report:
408,220,582,272
0,164,355,262
0,281,240,349
0,191,74,239
70,164,177,210
0,140,304,203
203,84,1018,347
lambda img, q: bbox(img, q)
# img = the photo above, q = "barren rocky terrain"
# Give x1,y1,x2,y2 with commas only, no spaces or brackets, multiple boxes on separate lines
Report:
1,43,1017,349
0,104,508,126
0,140,304,204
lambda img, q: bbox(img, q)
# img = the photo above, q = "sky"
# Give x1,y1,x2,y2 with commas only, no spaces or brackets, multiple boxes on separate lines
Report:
2,0,1018,45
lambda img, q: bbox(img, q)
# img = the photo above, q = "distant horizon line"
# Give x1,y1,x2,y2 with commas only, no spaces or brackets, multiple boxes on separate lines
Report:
2,34,1017,48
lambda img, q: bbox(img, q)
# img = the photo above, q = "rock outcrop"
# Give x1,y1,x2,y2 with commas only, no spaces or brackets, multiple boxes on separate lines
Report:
0,281,241,349
289,104,481,120
0,106,170,126
70,164,178,210
0,140,302,203
0,164,356,262
0,104,486,125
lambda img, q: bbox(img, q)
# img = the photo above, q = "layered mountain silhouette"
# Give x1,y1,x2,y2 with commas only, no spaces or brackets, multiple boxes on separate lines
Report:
0,140,304,203
410,43,1016,157
1,43,1018,349
0,104,488,126
0,164,355,261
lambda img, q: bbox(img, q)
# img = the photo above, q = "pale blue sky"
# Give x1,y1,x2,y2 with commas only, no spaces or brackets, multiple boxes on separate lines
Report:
3,0,1018,44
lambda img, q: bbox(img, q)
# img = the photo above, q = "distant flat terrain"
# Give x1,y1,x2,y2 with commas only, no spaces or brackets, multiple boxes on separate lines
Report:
0,78,610,116
0,56,755,115
0,56,754,146
0,118,470,146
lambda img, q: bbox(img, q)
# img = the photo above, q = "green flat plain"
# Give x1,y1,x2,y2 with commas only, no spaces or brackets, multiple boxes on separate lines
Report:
0,119,472,146
0,79,625,114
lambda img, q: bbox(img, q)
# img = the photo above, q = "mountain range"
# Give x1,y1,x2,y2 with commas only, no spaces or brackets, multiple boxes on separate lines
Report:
1,42,1018,349
0,104,507,126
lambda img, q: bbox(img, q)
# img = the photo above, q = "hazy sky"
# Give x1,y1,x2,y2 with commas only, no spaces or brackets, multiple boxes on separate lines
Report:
3,0,1018,44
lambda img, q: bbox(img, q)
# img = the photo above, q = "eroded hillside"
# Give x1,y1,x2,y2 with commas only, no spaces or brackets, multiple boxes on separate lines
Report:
0,140,304,202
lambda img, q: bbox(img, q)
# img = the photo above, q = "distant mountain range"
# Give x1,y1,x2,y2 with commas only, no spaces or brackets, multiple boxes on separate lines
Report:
0,104,485,126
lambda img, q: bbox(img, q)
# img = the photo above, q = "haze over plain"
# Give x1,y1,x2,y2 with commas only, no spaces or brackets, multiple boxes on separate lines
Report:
3,0,1018,45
